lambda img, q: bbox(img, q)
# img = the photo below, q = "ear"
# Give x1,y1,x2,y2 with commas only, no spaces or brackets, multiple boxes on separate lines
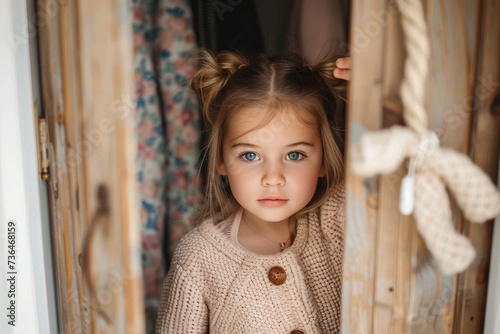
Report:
217,159,228,175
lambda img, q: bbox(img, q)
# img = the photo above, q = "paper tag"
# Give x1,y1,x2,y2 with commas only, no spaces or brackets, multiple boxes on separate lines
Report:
399,174,415,215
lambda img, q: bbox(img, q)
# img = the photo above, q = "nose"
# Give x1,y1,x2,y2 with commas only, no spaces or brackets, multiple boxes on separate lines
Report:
261,165,285,187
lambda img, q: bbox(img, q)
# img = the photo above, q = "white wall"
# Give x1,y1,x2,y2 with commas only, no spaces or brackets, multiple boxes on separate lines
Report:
485,154,500,334
0,0,58,333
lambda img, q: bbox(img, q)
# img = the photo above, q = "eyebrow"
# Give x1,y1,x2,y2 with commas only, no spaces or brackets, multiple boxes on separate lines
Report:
231,141,315,149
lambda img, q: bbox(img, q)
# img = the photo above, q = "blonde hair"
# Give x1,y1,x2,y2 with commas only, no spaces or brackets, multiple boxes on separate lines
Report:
191,49,346,224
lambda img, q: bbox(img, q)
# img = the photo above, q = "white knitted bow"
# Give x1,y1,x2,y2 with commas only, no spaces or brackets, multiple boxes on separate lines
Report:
351,125,500,275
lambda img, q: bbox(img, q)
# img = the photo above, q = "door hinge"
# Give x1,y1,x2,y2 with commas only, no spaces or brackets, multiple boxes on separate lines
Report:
34,98,50,181
36,115,50,181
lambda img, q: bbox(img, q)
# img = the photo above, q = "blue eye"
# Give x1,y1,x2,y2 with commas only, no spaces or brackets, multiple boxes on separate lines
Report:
240,152,259,161
286,152,305,161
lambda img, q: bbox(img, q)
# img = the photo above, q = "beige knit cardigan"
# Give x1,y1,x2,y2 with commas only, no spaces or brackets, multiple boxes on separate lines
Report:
156,185,345,334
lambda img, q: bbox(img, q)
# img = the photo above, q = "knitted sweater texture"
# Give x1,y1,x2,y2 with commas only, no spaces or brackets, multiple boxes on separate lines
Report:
157,185,345,333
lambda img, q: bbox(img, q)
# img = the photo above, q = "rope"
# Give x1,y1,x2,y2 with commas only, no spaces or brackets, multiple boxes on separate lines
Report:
398,0,429,134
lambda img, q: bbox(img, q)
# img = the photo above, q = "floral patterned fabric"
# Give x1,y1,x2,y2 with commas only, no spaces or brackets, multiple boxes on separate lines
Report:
132,0,200,313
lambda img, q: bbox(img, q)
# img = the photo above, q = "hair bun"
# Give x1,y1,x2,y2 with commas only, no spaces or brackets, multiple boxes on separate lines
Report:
310,57,346,98
190,49,249,125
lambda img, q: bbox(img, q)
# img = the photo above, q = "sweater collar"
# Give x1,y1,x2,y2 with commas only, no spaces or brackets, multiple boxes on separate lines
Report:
198,211,310,263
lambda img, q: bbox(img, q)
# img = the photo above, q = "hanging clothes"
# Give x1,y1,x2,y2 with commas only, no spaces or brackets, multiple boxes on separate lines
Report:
132,0,200,317
155,0,201,259
288,0,350,61
189,0,265,53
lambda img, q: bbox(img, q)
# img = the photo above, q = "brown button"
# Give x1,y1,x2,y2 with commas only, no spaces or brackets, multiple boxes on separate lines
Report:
290,331,304,334
268,266,286,285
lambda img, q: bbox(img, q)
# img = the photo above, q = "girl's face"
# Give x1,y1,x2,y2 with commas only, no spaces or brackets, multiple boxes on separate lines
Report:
218,107,325,225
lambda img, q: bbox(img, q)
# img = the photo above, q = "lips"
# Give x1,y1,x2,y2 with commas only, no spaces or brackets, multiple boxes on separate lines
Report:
257,198,288,207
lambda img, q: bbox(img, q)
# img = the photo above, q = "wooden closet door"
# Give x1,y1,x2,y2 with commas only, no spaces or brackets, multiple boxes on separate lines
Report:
344,0,500,333
37,0,144,333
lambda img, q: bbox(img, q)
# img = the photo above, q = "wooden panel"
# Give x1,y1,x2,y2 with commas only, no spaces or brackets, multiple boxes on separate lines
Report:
406,1,475,333
373,7,412,333
343,0,388,332
59,1,90,332
375,7,414,334
37,1,79,332
426,0,472,152
455,0,500,332
76,0,145,333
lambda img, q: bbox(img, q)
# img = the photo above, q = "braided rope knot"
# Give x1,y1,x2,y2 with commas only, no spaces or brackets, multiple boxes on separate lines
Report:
351,126,500,274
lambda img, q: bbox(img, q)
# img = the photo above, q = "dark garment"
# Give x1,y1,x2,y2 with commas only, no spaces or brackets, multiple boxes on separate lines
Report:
189,0,265,53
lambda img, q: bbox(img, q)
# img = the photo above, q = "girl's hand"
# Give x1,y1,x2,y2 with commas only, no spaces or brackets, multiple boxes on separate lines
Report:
333,57,351,81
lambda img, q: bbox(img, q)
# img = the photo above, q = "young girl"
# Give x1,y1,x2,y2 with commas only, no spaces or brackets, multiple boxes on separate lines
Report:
157,50,349,334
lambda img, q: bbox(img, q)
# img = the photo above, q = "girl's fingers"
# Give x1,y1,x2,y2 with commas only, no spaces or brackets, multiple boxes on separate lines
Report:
333,68,350,81
335,57,351,69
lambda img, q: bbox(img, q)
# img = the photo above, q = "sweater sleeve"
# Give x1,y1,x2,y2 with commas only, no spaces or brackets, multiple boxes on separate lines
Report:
156,263,208,333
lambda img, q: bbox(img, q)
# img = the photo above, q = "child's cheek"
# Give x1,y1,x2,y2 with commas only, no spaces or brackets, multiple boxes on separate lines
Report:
226,160,254,177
